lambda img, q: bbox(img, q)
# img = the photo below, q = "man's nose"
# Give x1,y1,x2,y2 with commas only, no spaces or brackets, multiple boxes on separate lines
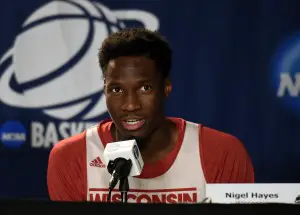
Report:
121,92,142,112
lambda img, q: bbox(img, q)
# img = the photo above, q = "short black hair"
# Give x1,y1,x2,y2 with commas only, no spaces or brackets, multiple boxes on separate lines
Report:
98,27,172,79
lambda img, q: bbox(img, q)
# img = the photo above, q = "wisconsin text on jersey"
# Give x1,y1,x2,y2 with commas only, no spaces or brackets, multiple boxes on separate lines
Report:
88,188,199,203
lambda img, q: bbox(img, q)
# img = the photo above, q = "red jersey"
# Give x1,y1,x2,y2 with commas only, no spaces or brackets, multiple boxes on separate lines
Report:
47,117,254,201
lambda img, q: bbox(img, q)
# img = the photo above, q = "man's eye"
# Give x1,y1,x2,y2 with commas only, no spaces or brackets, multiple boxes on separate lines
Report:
141,85,152,92
112,87,123,93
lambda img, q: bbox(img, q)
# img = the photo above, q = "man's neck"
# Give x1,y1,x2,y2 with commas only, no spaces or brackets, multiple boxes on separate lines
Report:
111,118,178,163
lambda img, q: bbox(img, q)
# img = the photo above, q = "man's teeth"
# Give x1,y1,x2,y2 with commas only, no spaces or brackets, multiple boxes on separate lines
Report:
125,119,141,125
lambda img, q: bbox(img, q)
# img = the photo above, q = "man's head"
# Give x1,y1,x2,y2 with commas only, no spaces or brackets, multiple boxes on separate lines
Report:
98,27,172,140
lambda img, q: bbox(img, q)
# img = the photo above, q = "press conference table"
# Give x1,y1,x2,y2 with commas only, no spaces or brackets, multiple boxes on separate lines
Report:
0,200,299,215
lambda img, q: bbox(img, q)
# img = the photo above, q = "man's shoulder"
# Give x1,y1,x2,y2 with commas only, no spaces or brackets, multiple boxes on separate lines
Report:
49,121,108,160
192,123,254,183
49,130,86,159
200,124,242,145
183,120,255,183
183,118,245,149
197,124,250,163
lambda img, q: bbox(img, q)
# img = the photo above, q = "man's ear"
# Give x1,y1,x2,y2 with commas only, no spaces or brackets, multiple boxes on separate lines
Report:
164,78,172,98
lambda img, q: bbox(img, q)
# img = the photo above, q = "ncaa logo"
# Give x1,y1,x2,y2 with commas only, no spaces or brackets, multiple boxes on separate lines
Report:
0,121,27,148
272,33,300,116
0,0,159,148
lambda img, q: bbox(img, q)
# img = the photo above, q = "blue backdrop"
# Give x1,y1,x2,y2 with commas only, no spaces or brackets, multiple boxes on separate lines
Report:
1,0,300,199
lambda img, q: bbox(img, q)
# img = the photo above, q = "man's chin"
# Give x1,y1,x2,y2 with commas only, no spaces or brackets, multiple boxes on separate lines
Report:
120,130,147,146
122,132,147,141
118,126,147,138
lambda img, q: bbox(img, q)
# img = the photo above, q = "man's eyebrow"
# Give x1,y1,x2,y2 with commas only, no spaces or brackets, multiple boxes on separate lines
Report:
106,78,154,84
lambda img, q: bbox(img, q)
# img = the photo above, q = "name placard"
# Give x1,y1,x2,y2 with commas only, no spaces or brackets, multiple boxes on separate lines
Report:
205,183,300,204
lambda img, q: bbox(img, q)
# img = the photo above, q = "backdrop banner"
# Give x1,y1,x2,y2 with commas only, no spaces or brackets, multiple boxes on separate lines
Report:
1,0,300,199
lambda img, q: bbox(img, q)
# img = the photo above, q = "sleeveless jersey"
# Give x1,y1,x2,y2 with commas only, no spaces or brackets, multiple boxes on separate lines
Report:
85,121,207,203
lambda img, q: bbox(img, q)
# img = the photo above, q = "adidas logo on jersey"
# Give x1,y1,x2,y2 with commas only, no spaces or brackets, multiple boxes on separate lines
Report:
90,156,106,168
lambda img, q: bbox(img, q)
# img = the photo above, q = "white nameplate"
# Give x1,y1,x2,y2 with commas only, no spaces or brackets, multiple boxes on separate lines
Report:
206,183,300,204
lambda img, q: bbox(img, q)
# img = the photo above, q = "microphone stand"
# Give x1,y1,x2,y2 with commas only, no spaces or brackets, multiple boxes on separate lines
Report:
119,177,129,203
107,158,132,203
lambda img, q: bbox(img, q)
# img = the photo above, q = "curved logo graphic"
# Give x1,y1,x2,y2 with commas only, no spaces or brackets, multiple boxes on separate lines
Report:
0,0,159,121
272,33,300,116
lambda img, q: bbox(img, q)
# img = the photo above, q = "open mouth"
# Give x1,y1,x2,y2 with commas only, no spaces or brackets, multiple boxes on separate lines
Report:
121,119,145,131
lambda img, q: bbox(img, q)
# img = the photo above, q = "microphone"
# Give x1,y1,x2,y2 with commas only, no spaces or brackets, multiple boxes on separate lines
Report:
103,139,144,203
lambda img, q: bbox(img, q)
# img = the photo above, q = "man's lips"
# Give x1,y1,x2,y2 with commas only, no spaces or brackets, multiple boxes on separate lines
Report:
121,119,145,131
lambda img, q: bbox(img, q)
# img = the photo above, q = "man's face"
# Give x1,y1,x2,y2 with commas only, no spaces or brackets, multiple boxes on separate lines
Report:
104,56,170,139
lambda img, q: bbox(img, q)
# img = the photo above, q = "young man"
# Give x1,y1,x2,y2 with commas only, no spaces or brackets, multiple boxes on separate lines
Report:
47,27,254,203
